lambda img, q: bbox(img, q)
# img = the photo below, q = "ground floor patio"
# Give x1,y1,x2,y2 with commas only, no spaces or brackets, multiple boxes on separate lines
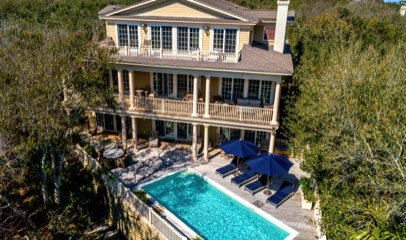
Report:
100,140,317,240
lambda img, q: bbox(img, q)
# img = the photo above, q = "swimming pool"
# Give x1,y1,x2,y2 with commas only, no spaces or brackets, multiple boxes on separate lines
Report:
142,171,297,240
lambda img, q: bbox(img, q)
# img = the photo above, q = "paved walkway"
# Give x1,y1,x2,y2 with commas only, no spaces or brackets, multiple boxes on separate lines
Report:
111,145,317,240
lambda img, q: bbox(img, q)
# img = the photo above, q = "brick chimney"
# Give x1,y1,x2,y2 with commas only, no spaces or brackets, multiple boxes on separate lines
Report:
273,1,290,53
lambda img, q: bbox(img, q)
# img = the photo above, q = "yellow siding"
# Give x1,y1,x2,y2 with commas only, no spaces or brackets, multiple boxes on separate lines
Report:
202,30,211,52
106,21,117,44
137,118,152,137
210,77,220,97
239,27,251,51
129,0,223,19
133,71,151,90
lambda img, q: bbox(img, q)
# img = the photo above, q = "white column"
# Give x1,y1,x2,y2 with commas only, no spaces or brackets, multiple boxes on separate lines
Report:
192,75,199,117
274,1,290,53
173,74,178,98
269,129,277,153
243,78,249,98
129,70,135,109
192,123,198,160
118,69,124,107
270,81,276,104
121,115,127,149
131,116,138,152
272,81,281,125
203,124,209,162
204,76,211,118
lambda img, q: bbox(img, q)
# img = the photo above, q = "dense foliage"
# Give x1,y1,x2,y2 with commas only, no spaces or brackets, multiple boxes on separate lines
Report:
286,1,406,239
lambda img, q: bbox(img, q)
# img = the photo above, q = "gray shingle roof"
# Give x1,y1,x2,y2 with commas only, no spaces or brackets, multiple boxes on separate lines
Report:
114,44,293,75
98,0,294,23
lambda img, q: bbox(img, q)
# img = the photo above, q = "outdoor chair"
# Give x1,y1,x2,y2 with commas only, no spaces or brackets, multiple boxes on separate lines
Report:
215,157,238,178
266,181,295,208
230,170,258,187
244,175,269,195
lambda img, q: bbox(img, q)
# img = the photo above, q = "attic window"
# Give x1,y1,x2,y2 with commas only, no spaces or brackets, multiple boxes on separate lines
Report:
263,26,275,41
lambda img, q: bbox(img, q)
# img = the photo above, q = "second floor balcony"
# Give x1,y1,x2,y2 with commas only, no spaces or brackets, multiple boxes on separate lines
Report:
117,46,240,63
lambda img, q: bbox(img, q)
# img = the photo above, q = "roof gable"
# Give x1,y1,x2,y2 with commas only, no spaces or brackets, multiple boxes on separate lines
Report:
105,0,250,22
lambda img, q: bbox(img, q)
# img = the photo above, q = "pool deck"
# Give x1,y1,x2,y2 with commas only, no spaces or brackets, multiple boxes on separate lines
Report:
111,143,317,240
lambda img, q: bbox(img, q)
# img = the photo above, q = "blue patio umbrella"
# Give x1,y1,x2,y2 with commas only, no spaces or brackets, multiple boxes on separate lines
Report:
220,139,260,159
246,154,293,187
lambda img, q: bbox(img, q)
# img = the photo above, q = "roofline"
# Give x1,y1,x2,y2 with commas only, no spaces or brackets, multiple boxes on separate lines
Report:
104,0,251,22
114,61,293,76
99,16,256,26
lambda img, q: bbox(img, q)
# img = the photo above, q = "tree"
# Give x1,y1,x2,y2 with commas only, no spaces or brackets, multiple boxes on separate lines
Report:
0,23,114,207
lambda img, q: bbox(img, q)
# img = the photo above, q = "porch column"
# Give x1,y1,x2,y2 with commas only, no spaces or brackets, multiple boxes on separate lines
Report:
131,116,138,152
173,74,178,98
192,123,198,160
192,75,199,117
129,70,135,109
204,76,211,118
243,78,249,98
272,81,282,125
118,69,124,107
269,129,277,153
109,69,113,90
203,124,209,162
121,115,127,149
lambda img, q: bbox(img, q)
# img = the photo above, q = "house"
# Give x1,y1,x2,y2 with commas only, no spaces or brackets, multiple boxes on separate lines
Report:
94,0,294,160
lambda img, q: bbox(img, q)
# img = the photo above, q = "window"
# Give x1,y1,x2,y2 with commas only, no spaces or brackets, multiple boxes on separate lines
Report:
177,74,194,98
123,70,129,94
112,69,118,93
247,80,274,105
244,130,269,147
261,81,273,105
263,25,275,41
96,113,105,129
155,120,165,137
104,114,114,131
153,73,173,97
221,78,244,101
220,128,241,141
151,26,172,50
177,27,200,51
155,120,175,138
117,24,139,47
177,123,192,140
213,29,237,53
248,80,260,99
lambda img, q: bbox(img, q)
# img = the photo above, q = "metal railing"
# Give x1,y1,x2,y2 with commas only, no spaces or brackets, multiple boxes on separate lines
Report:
118,46,239,63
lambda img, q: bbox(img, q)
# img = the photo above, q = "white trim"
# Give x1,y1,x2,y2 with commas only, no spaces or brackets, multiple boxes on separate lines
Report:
105,0,249,22
115,22,142,49
211,26,240,54
105,0,156,16
100,16,256,26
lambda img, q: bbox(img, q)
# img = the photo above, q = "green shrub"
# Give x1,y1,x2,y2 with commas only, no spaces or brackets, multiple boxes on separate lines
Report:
134,189,148,203
83,144,97,158
300,177,315,203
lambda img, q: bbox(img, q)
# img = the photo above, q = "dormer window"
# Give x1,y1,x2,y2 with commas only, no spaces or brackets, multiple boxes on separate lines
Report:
117,24,139,47
263,25,275,41
213,29,237,53
177,27,200,51
151,26,172,50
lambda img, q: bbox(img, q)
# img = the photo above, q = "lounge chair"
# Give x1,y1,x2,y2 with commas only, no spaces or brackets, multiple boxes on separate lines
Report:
244,175,268,195
215,158,238,178
266,182,295,208
230,170,258,187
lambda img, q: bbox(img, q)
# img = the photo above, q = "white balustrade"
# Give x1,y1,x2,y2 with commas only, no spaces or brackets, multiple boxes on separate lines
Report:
117,46,238,63
127,97,273,125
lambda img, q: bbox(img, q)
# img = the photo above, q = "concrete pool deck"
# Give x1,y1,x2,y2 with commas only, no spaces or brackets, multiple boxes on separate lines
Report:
111,143,317,240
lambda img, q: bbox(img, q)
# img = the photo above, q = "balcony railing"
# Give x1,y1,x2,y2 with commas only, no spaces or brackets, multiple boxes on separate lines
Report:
125,97,273,125
118,46,239,63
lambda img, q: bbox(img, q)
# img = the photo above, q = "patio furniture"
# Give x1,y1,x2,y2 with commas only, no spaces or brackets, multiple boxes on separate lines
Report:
237,98,262,108
103,148,124,159
215,157,238,178
220,139,259,159
230,170,258,187
135,89,145,97
244,175,269,195
266,182,295,208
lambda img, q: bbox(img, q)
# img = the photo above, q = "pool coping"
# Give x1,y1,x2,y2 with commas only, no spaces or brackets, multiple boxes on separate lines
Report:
139,168,299,240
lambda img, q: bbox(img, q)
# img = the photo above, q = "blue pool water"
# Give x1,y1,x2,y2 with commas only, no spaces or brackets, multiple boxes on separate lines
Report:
142,171,289,240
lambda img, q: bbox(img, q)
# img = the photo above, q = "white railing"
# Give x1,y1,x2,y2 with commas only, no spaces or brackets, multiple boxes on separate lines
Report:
118,46,239,63
129,97,273,125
